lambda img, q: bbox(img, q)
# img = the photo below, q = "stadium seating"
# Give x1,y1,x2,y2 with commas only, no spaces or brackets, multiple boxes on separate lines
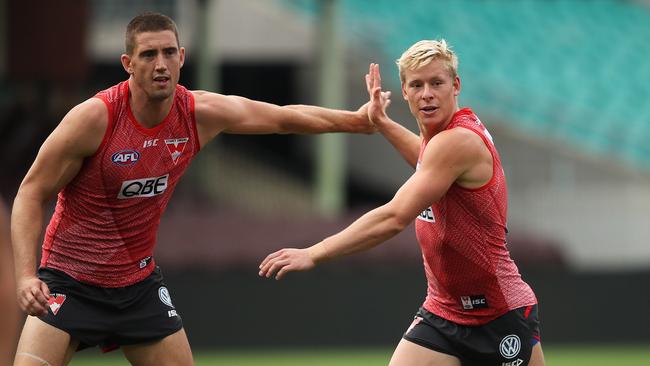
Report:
284,0,650,170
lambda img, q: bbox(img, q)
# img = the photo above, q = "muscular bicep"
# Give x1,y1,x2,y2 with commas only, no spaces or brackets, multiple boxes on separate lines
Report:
194,90,369,146
385,166,456,225
194,91,290,145
17,98,107,202
385,130,484,223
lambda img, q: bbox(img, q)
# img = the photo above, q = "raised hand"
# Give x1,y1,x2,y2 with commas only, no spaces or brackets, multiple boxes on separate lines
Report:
365,63,392,126
259,248,317,280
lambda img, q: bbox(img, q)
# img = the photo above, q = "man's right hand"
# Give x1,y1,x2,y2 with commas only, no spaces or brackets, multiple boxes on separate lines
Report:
16,276,50,316
258,248,317,280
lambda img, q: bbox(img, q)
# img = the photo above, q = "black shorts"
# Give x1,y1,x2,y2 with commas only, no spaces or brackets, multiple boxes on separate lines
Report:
403,305,541,366
37,266,183,352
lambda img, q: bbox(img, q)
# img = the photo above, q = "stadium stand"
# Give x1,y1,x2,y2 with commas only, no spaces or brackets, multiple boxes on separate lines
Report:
285,0,650,170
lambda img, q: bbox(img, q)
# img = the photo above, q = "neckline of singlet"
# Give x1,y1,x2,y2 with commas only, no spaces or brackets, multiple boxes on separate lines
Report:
123,80,175,136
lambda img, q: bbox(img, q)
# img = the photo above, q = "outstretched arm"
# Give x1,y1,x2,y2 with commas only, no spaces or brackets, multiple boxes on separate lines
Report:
192,90,376,147
365,63,420,168
259,128,487,280
12,98,106,316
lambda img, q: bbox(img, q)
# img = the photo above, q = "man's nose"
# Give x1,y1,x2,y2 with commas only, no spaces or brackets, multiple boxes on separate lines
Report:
155,54,167,70
421,84,434,99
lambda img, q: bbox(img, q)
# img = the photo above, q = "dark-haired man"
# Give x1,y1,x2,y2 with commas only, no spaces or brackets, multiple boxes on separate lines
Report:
12,12,374,365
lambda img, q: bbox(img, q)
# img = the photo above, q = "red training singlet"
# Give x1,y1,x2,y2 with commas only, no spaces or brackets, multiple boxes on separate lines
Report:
41,81,200,287
415,108,536,325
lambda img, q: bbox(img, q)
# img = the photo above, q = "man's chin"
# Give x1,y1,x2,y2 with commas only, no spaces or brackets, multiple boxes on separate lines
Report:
149,89,174,101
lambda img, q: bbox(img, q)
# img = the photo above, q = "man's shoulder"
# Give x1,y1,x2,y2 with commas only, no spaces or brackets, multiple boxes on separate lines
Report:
423,127,488,167
94,81,127,102
432,126,481,147
74,98,110,121
61,98,110,145
191,90,238,120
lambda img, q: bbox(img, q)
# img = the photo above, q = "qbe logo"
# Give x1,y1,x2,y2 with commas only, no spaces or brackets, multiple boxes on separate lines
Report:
117,174,169,199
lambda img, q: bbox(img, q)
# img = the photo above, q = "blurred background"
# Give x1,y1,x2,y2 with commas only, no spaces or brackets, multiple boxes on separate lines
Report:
1,0,650,359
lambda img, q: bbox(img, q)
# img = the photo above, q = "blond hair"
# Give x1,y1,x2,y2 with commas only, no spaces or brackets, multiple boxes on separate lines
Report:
396,39,458,82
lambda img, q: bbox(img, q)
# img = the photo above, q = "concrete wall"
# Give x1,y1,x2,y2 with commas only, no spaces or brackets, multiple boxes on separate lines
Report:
162,266,650,348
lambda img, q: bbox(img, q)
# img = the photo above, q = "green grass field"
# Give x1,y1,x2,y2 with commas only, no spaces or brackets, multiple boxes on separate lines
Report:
68,345,650,365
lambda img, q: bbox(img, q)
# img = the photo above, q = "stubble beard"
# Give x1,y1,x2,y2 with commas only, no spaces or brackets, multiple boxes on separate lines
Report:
148,87,174,102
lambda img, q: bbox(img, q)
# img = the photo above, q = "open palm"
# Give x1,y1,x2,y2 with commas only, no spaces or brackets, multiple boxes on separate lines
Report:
365,63,392,126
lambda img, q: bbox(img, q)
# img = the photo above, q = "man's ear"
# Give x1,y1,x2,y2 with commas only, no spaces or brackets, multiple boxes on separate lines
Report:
121,54,133,75
402,83,408,100
179,47,185,68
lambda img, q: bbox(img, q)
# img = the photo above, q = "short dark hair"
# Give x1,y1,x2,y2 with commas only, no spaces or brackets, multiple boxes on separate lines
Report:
125,12,179,55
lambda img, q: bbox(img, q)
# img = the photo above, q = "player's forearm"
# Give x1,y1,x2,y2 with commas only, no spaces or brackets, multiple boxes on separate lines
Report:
11,191,46,280
307,206,407,263
376,119,421,168
284,105,374,134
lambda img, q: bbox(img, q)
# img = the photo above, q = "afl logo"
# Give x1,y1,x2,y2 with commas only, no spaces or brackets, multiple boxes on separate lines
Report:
111,149,140,165
499,334,521,359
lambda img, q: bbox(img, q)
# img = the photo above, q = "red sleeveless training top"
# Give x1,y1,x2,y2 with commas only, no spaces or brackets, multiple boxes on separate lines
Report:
41,81,200,287
415,108,536,325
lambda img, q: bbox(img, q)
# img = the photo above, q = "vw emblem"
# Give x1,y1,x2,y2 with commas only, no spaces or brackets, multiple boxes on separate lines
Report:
158,286,174,308
499,334,521,359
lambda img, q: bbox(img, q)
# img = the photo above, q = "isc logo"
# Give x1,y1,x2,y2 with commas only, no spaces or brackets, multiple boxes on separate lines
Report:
461,295,488,310
111,149,140,165
118,174,169,199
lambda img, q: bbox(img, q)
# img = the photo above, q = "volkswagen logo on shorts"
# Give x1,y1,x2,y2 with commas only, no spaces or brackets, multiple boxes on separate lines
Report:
499,334,521,359
158,286,174,308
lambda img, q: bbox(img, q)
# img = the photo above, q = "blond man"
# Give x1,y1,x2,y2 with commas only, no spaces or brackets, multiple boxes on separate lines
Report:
260,40,546,366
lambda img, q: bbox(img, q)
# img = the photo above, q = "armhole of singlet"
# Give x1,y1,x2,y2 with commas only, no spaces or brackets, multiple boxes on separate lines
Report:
453,125,498,192
42,97,113,268
188,91,201,154
91,95,115,158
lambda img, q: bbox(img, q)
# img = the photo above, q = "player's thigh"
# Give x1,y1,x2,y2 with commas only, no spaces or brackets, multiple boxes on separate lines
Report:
389,338,461,366
122,327,193,366
528,343,545,366
14,316,79,366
